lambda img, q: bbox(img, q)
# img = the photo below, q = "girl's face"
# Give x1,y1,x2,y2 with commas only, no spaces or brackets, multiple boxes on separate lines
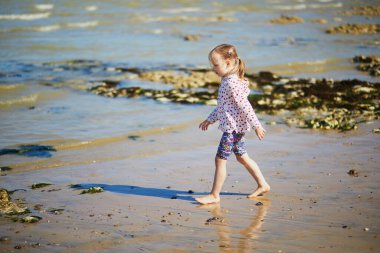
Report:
210,53,232,78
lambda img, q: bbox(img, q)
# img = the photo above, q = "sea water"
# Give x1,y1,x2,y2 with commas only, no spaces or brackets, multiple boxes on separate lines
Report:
0,0,379,150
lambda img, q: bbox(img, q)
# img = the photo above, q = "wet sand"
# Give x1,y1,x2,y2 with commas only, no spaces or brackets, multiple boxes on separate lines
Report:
1,118,379,252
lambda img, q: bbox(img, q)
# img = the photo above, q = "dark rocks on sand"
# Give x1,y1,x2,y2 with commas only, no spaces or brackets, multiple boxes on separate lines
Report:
353,55,380,76
87,66,380,131
31,183,52,189
348,169,359,177
255,202,264,206
0,167,12,172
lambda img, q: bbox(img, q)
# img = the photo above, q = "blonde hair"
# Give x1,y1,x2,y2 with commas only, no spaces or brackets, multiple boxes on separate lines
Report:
208,44,245,79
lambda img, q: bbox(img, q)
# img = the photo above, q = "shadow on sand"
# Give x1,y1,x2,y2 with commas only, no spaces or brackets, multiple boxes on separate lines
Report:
72,183,247,203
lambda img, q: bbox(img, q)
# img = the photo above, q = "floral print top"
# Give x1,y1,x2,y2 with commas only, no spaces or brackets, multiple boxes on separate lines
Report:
207,73,263,133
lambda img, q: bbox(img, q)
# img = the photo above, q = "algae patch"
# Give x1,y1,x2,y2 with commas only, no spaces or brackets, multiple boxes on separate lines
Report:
0,189,29,215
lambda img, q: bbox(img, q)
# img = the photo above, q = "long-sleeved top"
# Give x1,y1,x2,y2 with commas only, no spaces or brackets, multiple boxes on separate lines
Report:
207,73,263,133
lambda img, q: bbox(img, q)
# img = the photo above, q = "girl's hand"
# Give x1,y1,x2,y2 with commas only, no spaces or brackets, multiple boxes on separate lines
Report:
255,126,266,140
199,120,211,131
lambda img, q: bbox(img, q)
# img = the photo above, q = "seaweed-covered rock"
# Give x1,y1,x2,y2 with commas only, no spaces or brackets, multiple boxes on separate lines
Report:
80,187,104,194
0,189,29,215
339,6,380,16
270,15,304,24
31,183,52,189
326,24,380,35
353,55,380,76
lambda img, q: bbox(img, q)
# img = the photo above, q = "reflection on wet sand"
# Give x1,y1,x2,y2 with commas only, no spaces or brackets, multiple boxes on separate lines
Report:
198,199,270,252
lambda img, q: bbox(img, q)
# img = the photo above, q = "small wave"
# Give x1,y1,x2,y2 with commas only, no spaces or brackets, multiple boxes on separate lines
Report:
273,2,342,11
1,21,99,33
86,6,98,12
33,24,61,32
0,84,24,91
35,4,54,11
0,94,38,107
273,4,307,11
0,12,51,20
163,7,203,14
66,21,99,28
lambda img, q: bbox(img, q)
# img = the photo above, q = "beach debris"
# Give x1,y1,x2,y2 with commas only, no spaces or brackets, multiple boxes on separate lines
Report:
326,24,380,35
31,183,52,189
47,208,64,215
255,201,264,206
270,15,304,24
205,216,225,225
373,128,380,133
0,189,29,215
348,169,359,177
80,187,104,194
0,166,12,172
184,34,201,41
128,135,141,141
352,55,380,76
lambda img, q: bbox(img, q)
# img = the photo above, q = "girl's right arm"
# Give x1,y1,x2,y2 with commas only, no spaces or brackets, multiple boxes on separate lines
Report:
199,107,218,131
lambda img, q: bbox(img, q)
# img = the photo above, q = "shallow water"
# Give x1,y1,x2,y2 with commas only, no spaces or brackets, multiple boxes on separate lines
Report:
0,0,379,150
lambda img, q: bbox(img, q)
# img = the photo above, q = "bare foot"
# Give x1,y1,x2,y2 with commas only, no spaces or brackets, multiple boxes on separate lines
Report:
195,194,220,205
247,184,270,198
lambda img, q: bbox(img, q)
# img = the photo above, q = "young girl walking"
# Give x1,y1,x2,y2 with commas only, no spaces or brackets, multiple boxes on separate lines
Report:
195,44,270,205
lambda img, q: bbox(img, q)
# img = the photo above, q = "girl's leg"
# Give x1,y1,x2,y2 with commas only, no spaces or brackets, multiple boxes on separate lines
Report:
195,157,227,204
236,154,270,197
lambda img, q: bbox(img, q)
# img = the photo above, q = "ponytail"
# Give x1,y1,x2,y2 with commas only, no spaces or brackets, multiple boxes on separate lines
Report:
237,58,245,80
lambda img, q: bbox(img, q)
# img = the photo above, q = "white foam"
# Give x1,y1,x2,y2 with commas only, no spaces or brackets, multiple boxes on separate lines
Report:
33,24,61,32
163,7,202,14
0,94,38,107
35,4,54,10
0,12,51,20
66,21,99,28
86,6,98,12
273,4,307,11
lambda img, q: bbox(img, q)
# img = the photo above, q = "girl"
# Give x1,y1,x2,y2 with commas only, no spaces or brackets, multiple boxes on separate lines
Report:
195,44,270,205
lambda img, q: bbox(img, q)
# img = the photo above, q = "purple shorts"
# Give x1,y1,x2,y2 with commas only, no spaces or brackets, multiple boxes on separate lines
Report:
216,131,247,160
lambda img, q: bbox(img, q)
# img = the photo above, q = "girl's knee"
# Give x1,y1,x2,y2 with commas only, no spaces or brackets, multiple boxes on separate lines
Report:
236,154,246,164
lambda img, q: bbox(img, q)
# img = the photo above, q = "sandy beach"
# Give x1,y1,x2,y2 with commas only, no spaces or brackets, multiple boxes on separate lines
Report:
1,0,380,252
1,118,379,252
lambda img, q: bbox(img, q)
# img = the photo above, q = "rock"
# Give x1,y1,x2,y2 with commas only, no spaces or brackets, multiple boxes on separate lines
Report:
0,189,29,215
183,35,201,41
311,19,328,24
187,190,194,194
270,15,304,24
348,169,359,177
326,24,380,35
372,128,380,133
80,187,104,194
47,208,64,215
20,215,42,223
205,99,217,106
205,216,224,225
0,167,12,172
255,202,263,206
31,183,52,189
339,6,380,16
